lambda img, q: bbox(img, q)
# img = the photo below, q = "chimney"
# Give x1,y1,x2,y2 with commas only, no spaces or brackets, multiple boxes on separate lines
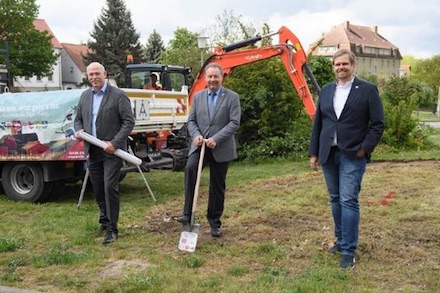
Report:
344,21,350,29
371,26,378,34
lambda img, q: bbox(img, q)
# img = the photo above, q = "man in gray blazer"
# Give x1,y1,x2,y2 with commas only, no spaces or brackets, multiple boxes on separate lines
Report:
308,50,384,268
176,63,241,237
74,62,134,244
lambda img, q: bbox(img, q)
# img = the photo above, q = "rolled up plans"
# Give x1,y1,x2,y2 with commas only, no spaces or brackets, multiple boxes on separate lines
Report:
77,130,142,166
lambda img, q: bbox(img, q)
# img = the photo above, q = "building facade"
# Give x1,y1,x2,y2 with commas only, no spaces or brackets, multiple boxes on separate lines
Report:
308,21,402,78
61,43,90,90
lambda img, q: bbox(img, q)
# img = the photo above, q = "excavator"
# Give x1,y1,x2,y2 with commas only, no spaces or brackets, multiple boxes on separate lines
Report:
188,26,319,120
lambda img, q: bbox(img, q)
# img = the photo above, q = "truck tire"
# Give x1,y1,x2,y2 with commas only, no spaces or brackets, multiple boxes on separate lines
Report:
1,163,54,203
162,148,187,171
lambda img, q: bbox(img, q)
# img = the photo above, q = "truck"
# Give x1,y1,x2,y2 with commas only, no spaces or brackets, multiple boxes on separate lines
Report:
0,76,192,203
0,26,318,203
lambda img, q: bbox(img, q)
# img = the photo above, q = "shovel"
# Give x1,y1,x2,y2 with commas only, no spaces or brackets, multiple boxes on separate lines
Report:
178,141,206,252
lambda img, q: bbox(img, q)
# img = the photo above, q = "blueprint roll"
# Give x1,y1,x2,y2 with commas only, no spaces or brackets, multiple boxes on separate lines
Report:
77,130,142,166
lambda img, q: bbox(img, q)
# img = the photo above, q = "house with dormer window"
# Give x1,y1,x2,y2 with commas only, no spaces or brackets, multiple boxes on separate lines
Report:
308,21,402,78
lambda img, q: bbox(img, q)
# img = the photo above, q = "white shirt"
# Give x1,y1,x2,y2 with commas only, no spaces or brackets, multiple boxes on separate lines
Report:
333,77,354,145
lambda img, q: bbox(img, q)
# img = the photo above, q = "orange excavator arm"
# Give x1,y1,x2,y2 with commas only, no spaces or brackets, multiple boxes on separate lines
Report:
189,26,320,120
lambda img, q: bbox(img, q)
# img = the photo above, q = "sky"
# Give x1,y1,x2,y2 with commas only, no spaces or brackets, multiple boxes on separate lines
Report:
36,0,439,59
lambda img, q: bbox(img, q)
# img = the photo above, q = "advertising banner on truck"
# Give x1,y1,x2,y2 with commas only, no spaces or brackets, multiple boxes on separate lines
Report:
0,89,87,161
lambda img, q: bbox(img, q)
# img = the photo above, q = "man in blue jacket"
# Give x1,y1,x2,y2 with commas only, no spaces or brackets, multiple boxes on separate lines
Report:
175,63,241,238
308,49,384,268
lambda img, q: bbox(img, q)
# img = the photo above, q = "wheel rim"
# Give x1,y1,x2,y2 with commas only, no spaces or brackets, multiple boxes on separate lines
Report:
10,164,35,195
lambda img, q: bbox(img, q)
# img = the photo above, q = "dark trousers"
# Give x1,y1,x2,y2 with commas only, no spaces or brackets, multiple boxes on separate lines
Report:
88,146,123,234
183,148,229,229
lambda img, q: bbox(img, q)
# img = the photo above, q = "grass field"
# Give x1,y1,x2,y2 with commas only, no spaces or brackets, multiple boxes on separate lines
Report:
413,110,440,122
1,117,440,292
1,155,440,292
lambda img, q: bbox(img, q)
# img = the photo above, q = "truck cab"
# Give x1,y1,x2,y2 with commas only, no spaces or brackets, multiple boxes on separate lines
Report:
124,63,193,92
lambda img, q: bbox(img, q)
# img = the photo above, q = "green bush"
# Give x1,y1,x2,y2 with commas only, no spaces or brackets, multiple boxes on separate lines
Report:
238,116,312,161
381,76,432,149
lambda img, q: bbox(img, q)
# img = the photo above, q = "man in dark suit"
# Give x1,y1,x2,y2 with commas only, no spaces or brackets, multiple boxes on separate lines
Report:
308,49,384,268
74,62,134,244
176,63,241,238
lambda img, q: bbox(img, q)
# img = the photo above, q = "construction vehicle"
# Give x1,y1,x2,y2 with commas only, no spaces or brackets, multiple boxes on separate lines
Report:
0,26,318,203
189,26,319,118
0,81,191,203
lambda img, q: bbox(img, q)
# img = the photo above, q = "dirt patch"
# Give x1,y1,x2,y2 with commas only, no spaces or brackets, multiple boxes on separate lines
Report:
368,159,440,169
97,259,155,279
135,160,440,291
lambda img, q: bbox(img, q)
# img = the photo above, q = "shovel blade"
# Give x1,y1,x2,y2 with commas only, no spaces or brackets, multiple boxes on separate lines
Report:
178,224,200,252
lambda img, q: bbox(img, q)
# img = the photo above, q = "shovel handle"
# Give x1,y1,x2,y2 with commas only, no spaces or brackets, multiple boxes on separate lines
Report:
190,141,206,225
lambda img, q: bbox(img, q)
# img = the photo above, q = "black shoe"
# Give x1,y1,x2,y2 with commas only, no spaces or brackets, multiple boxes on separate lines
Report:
328,244,341,254
340,255,355,269
175,215,190,224
211,227,222,238
102,231,118,244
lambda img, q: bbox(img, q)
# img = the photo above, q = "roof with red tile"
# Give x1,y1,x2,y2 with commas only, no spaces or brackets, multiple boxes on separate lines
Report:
62,43,91,72
310,21,399,51
33,19,62,49
400,64,411,71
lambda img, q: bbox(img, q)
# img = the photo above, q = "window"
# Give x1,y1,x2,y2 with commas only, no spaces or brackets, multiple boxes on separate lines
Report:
169,72,186,92
318,46,337,53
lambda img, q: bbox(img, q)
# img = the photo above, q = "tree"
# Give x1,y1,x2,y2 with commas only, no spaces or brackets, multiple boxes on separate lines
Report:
160,27,200,72
307,55,334,91
8,28,57,78
0,0,58,81
203,10,256,47
84,0,144,86
144,30,165,63
411,55,440,96
381,76,428,149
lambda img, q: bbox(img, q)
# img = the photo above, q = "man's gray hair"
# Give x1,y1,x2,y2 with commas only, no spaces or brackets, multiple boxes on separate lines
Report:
87,62,106,72
205,63,224,76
